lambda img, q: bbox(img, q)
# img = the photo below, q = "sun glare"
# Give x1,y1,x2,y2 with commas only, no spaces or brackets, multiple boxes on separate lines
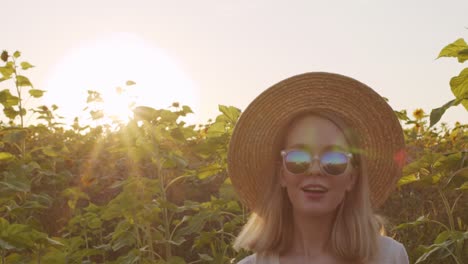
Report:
43,32,199,126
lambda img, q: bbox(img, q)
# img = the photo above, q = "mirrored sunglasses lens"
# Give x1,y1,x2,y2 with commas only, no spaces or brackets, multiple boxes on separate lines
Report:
285,150,310,174
321,152,349,175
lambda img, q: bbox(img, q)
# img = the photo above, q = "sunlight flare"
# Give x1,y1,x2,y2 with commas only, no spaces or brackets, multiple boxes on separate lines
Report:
43,32,199,125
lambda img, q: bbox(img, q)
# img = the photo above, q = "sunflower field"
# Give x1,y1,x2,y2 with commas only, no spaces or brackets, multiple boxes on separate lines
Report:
0,37,466,264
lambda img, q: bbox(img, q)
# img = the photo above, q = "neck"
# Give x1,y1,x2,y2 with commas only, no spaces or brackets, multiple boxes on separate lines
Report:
289,209,336,257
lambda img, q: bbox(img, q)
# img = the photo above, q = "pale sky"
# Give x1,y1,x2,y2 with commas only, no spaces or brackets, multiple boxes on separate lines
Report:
2,0,467,126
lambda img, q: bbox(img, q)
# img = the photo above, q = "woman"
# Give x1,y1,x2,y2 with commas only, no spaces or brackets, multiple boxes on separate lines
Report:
227,72,409,263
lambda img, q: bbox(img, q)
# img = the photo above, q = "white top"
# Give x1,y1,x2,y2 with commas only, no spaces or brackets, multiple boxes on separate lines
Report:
237,235,409,264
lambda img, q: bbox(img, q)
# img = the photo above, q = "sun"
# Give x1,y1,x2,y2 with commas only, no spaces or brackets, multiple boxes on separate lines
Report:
43,32,199,126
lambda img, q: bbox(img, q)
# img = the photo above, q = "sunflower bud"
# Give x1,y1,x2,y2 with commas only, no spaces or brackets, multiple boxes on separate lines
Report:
1,51,8,62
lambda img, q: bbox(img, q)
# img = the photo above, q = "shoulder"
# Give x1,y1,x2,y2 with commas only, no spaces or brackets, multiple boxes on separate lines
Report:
375,235,409,264
237,253,256,264
236,253,279,264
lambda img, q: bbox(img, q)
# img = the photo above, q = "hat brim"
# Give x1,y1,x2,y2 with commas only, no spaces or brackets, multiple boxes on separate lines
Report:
227,72,405,210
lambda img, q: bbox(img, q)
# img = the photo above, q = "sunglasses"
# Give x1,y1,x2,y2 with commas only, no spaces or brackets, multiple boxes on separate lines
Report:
280,149,354,176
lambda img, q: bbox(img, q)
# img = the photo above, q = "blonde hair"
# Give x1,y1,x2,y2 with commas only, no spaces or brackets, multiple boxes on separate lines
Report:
233,113,381,263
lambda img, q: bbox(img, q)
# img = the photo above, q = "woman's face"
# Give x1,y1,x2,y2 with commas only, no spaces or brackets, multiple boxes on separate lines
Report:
280,115,356,217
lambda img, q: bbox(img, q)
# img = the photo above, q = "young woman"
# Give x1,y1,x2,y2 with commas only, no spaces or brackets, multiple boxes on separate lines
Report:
227,72,409,263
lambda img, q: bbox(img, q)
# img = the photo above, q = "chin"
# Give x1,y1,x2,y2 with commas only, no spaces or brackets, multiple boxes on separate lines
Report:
298,204,338,217
293,197,343,217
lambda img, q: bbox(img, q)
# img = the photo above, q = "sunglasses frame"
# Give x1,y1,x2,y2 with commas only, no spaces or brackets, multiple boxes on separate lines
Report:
280,149,354,176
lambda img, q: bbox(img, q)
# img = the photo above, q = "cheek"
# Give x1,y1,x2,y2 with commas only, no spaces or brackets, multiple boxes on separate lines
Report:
329,175,354,196
337,174,352,186
281,174,302,199
281,173,302,189
284,183,302,207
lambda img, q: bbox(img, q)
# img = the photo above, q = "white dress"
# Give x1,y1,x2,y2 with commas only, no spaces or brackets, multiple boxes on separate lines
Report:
237,235,409,264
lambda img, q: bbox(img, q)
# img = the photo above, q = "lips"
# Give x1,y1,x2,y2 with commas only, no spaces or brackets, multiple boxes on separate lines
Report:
301,184,329,193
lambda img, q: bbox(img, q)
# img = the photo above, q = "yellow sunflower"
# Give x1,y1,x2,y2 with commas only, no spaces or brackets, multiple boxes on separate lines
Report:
412,108,425,120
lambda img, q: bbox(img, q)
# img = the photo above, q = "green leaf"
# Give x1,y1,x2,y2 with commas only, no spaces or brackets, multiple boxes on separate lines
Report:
437,38,468,58
394,215,430,230
16,75,32,87
206,122,225,138
111,231,135,251
62,187,90,200
449,67,468,110
197,163,223,179
167,237,186,246
415,243,449,264
198,254,213,261
0,217,8,229
219,105,241,123
86,90,103,103
114,249,140,263
0,89,20,107
87,217,102,229
21,201,47,210
20,61,34,70
170,127,186,142
13,51,21,58
0,238,16,250
3,106,18,119
397,174,419,187
29,89,45,98
159,109,179,123
45,237,64,246
175,212,209,239
42,147,58,157
126,80,136,86
219,182,239,202
394,110,409,121
193,231,216,249
0,152,15,161
0,65,14,79
457,181,468,190
458,48,468,63
133,106,158,121
429,98,462,127
452,167,468,179
434,230,452,244
182,105,193,115
90,110,104,120
0,177,31,192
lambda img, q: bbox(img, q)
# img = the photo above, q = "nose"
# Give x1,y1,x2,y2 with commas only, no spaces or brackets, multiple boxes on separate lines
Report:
306,158,322,176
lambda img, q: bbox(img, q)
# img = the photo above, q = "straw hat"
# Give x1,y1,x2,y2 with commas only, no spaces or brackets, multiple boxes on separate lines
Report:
227,72,405,210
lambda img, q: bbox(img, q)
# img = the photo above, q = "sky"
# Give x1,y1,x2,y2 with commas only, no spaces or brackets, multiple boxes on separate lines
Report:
2,0,467,126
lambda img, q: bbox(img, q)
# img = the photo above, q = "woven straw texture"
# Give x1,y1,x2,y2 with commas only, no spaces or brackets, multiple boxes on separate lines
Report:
227,72,405,210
